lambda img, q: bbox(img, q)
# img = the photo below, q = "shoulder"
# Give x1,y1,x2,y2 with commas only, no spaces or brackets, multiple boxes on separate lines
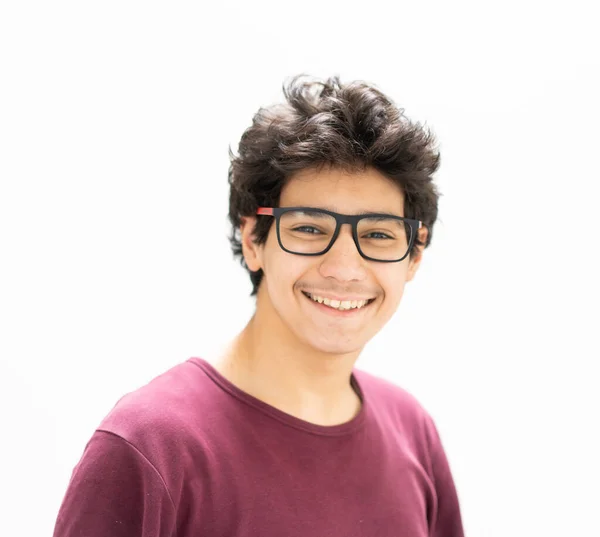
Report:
354,367,431,421
62,358,221,517
96,358,215,450
354,367,440,448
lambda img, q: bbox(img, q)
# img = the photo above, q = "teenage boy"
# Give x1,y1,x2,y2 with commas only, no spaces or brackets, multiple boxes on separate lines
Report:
54,75,464,537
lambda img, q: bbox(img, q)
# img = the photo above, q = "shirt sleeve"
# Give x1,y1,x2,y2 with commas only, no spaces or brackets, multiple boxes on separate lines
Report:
425,417,465,537
53,430,176,537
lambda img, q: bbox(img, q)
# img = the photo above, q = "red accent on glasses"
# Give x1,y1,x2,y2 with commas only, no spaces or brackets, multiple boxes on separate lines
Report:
256,207,274,216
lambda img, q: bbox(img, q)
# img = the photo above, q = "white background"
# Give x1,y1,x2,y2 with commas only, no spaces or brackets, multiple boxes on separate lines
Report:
1,1,599,536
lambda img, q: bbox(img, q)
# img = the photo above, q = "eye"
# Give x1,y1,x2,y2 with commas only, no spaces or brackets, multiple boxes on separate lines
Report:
292,225,323,235
364,231,394,240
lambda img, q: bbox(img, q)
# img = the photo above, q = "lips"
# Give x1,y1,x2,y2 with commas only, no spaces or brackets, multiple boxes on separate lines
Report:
302,291,375,311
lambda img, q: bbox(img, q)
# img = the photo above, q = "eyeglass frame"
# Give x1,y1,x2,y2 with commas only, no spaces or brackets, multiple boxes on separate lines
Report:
256,206,422,263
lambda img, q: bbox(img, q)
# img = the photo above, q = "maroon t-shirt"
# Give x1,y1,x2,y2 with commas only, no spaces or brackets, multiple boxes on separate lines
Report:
53,358,464,536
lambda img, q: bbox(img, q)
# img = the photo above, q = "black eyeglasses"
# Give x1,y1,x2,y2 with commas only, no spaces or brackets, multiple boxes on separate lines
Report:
256,207,422,263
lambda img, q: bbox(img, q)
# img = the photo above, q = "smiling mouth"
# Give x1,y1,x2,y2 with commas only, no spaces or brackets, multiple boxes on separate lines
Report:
302,291,375,311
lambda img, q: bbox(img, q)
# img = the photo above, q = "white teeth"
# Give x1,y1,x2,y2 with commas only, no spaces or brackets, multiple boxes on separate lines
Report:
306,293,370,311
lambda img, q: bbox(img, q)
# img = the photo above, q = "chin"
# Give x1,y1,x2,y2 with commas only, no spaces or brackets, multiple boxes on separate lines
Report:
301,334,365,356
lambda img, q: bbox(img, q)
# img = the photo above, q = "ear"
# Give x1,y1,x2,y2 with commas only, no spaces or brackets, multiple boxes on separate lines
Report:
240,216,263,272
406,226,428,282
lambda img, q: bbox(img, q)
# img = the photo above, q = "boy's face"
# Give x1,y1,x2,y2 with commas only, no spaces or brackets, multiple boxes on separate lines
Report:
241,166,427,356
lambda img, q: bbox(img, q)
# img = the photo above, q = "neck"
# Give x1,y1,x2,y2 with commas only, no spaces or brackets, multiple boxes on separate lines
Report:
213,290,363,426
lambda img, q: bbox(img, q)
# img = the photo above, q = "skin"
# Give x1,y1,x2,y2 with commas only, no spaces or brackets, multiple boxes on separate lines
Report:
213,166,427,426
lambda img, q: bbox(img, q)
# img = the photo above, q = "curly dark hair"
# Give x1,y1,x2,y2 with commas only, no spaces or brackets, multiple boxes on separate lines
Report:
228,75,441,296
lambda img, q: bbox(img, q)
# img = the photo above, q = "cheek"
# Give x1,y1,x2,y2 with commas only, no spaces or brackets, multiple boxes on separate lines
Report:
378,266,409,305
263,246,309,297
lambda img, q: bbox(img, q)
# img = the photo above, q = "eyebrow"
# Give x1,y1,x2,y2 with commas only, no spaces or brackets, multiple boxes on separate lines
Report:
356,211,403,217
359,214,405,222
293,209,332,218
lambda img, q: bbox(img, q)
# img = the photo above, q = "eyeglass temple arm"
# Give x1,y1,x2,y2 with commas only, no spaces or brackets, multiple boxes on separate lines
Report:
256,207,274,216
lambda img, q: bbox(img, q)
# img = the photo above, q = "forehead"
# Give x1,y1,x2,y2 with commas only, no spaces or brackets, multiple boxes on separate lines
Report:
279,166,406,215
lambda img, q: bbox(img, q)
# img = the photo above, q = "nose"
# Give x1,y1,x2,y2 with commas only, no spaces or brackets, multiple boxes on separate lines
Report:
318,224,367,282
